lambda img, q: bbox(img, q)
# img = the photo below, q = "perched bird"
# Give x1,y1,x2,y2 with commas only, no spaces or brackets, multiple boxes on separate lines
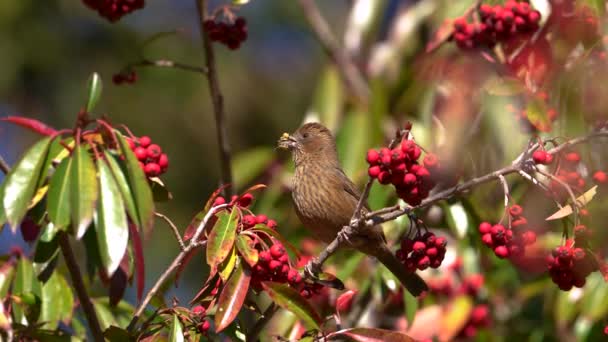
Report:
278,122,428,296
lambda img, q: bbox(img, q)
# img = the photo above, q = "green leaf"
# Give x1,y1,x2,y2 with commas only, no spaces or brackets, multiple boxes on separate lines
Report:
33,236,59,281
0,181,7,229
12,257,42,324
236,234,258,267
95,159,129,276
215,260,252,332
169,314,184,342
39,223,60,243
403,287,418,328
261,281,322,329
207,210,238,272
46,156,72,229
525,97,552,132
232,147,275,189
116,132,154,235
3,137,53,230
104,326,132,342
71,143,98,238
86,72,103,112
92,297,135,331
219,246,238,282
327,328,416,341
0,263,15,299
40,272,74,329
103,151,137,225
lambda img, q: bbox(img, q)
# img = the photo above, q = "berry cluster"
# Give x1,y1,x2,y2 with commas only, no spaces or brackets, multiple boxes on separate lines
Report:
428,273,485,298
190,305,211,335
204,17,248,50
549,151,586,199
366,138,439,206
82,0,144,22
547,235,597,291
479,205,536,259
126,135,169,178
396,232,447,271
452,1,541,50
240,213,278,230
212,193,255,209
112,71,137,85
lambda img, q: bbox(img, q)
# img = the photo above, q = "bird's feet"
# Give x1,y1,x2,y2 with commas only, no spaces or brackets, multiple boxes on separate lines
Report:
304,258,322,279
337,225,355,245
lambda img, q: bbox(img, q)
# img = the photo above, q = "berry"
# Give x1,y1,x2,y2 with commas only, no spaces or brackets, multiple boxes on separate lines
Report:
368,165,381,178
287,269,302,285
268,260,282,272
82,0,145,22
270,244,286,259
158,154,169,170
494,245,509,258
192,305,206,317
204,16,248,50
238,193,254,207
266,219,278,229
139,136,152,148
144,163,161,177
508,205,523,217
146,144,162,159
198,320,211,333
134,147,147,161
255,214,268,224
593,171,608,184
242,214,256,228
479,222,492,234
259,251,271,264
366,149,380,165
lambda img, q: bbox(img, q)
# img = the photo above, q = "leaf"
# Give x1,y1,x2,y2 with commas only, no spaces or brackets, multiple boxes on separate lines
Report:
95,159,129,276
426,18,454,53
128,223,145,302
204,184,231,212
0,181,7,228
261,281,322,329
86,72,103,112
3,137,53,230
33,236,59,281
311,66,343,132
104,326,132,342
546,186,598,220
0,116,58,136
109,265,128,307
403,288,418,329
40,272,74,329
46,157,72,229
336,290,357,313
169,314,184,342
236,234,258,267
92,297,136,331
0,263,15,299
71,143,98,238
327,328,416,341
12,257,42,324
336,110,369,180
483,76,526,96
103,152,138,227
215,260,252,332
438,295,473,342
206,210,238,272
219,246,238,282
116,132,154,235
232,148,275,189
525,97,552,132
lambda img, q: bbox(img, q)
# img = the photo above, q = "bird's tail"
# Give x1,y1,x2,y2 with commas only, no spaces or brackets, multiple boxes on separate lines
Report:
370,244,428,296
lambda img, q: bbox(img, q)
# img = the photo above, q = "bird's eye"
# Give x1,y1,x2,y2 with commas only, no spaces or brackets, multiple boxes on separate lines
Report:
303,133,309,138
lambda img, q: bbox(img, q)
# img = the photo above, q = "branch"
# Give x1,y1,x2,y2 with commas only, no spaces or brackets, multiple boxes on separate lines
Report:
246,303,279,342
58,232,105,342
297,0,370,104
0,154,9,175
127,204,227,332
134,59,208,74
307,129,608,271
195,0,234,195
155,212,185,251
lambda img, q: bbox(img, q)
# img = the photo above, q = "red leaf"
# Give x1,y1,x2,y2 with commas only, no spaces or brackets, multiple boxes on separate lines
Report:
129,222,145,302
204,184,232,212
1,116,58,136
327,328,416,342
336,290,357,313
241,183,267,195
109,266,128,307
214,261,252,332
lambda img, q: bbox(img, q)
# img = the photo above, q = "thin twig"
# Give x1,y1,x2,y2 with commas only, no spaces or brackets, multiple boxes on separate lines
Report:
58,232,105,342
308,129,608,271
127,204,227,332
534,167,580,225
0,154,9,175
497,174,509,225
297,0,370,104
195,0,234,195
246,303,279,342
155,212,185,250
135,59,208,74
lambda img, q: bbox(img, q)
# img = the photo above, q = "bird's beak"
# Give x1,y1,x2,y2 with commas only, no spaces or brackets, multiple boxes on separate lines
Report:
277,132,297,150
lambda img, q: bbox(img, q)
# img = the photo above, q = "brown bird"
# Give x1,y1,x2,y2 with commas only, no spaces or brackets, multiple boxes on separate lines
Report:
278,122,428,296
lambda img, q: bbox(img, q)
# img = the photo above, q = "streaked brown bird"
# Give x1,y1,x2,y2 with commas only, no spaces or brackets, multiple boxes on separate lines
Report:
278,122,427,296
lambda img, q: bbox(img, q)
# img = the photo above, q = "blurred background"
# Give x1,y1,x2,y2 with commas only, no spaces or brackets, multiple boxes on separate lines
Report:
2,0,608,340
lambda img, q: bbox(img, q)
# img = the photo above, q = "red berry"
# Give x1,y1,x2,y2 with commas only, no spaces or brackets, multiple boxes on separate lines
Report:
417,256,431,270
147,144,162,159
593,171,608,184
139,136,152,148
270,244,286,259
494,245,510,258
565,152,580,164
368,165,381,178
192,305,206,316
134,147,147,161
279,254,289,265
144,163,161,177
522,231,537,245
158,153,169,170
508,204,523,217
378,171,391,184
238,193,254,207
413,241,427,254
213,196,226,206
287,269,302,284
242,215,256,228
126,138,136,150
266,219,278,229
366,149,380,165
434,237,447,249
259,251,271,264
268,260,282,272
479,222,492,234
423,153,439,169
426,247,438,257
199,320,211,333
255,214,268,224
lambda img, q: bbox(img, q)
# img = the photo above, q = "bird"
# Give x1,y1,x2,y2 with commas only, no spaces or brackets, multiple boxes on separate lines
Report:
277,122,428,296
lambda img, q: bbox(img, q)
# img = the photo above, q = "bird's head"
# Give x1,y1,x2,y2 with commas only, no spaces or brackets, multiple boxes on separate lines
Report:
277,122,338,165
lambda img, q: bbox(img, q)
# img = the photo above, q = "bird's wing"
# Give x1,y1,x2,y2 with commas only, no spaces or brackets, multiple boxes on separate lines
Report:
335,167,371,212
